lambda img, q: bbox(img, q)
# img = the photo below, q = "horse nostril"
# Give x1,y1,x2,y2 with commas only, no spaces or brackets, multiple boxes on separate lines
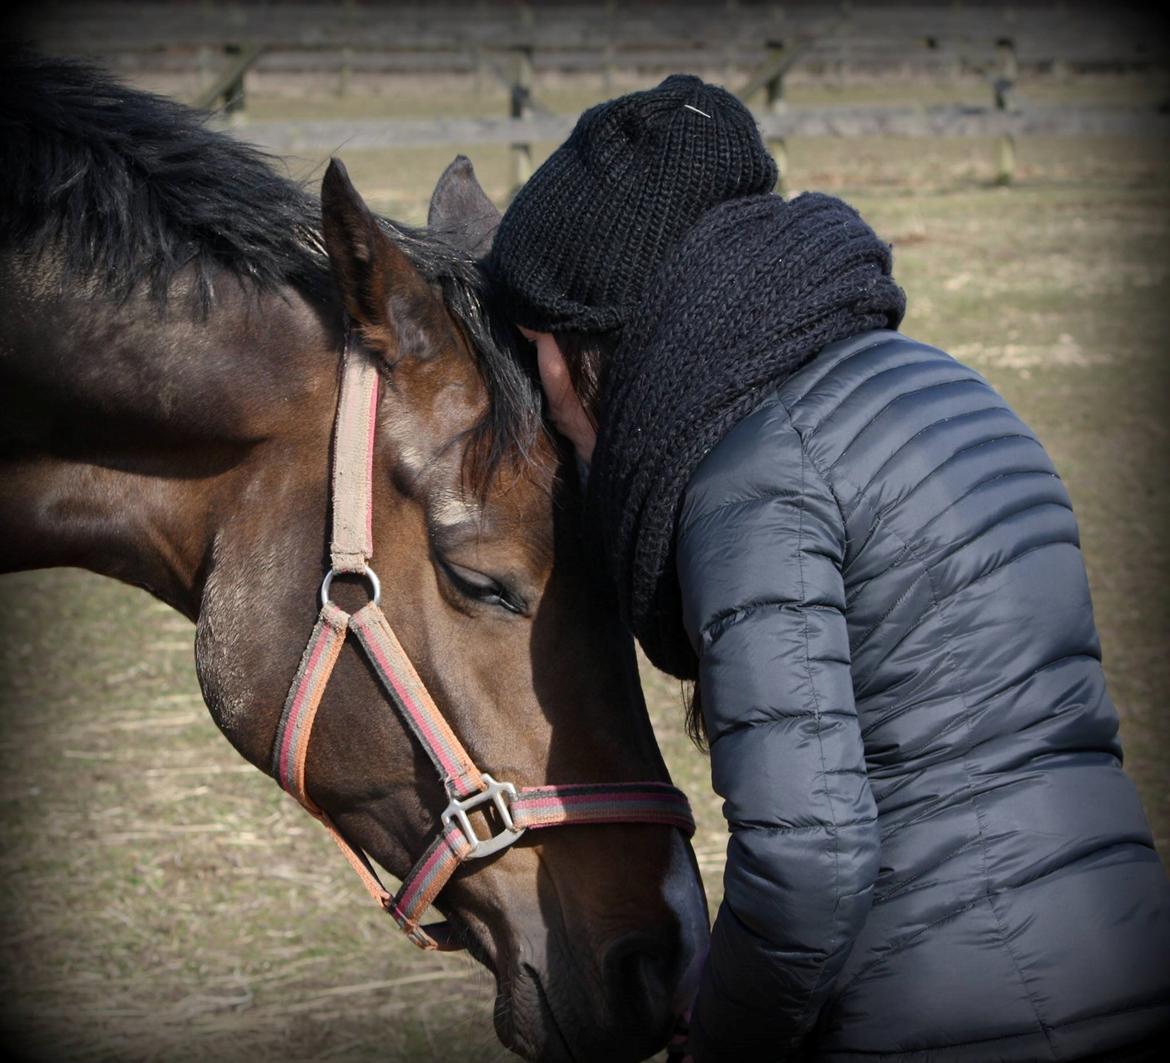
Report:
604,931,679,1040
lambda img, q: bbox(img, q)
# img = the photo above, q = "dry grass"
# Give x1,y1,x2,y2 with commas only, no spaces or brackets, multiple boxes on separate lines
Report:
1,67,1168,1062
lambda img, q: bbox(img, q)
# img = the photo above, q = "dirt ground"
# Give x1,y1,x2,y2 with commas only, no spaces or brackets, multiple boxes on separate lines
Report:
1,67,1168,1062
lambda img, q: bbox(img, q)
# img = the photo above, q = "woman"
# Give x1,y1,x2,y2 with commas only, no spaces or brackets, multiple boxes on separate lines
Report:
488,75,1170,1061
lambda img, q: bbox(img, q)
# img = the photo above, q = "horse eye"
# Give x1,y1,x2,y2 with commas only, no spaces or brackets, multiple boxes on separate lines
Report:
440,559,527,616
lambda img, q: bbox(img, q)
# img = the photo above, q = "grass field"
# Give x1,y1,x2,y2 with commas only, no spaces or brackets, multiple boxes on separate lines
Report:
1,68,1168,1062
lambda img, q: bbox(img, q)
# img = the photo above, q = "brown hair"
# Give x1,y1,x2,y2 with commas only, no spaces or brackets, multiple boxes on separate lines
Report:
551,328,621,431
685,682,707,751
553,325,709,751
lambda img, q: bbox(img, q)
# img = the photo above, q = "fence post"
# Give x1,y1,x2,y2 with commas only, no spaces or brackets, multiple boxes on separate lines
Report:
510,6,535,198
473,0,490,95
994,36,1017,185
222,42,248,123
837,0,853,82
198,0,216,96
765,39,789,197
603,0,618,93
338,0,355,97
192,41,262,121
724,0,740,83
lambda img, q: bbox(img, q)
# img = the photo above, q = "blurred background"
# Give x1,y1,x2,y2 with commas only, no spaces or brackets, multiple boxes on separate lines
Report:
1,1,1168,1060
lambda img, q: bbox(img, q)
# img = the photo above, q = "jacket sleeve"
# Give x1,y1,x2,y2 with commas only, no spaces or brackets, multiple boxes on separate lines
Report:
677,403,880,1061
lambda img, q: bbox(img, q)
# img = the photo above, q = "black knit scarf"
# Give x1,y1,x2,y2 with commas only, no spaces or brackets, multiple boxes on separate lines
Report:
587,191,906,679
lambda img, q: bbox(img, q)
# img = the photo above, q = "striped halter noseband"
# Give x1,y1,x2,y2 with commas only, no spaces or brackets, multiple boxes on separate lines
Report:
272,333,695,951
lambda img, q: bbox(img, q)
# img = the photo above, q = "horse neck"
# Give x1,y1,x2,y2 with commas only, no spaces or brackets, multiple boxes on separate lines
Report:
0,262,342,620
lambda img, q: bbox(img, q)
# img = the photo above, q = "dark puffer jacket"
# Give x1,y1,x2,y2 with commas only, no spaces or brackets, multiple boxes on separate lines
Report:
679,330,1170,1061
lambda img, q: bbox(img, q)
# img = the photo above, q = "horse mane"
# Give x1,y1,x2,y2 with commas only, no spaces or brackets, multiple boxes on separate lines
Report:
0,49,328,305
0,48,543,481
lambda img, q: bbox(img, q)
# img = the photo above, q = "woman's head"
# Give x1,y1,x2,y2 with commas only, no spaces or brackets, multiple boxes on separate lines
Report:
491,73,775,461
519,327,620,464
488,74,777,339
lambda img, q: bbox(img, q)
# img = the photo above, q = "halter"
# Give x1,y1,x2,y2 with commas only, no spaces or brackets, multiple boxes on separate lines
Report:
271,333,696,951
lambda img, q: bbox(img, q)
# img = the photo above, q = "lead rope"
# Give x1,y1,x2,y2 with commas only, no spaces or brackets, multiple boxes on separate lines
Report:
272,333,695,951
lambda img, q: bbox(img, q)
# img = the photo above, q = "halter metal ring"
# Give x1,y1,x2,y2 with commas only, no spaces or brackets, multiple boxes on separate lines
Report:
320,565,381,609
441,773,526,860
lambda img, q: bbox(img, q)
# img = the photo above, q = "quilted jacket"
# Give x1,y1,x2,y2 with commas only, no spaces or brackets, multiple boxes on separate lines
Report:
680,331,1170,1061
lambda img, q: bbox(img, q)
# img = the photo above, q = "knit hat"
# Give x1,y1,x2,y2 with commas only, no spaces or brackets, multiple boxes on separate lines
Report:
488,74,778,334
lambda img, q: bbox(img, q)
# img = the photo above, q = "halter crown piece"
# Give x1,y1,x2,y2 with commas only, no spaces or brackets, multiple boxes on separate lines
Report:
271,333,696,951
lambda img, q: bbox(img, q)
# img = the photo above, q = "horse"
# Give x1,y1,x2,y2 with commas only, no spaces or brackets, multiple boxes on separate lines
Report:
0,52,708,1062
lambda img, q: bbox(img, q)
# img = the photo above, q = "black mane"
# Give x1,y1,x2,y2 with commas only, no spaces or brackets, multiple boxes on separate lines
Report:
0,49,543,478
0,49,330,305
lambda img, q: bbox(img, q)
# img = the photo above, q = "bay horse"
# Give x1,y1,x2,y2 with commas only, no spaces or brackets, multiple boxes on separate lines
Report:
0,52,708,1061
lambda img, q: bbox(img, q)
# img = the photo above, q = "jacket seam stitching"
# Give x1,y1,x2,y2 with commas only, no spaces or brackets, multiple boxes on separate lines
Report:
846,485,1070,610
861,692,968,748
729,819,876,835
855,654,953,724
863,651,1101,732
827,377,989,472
692,488,801,522
859,687,963,744
850,535,1080,671
872,835,988,903
843,459,1056,588
843,406,1015,519
701,599,843,647
720,708,859,727
782,334,899,408
939,497,1073,558
836,840,1162,1000
851,570,929,653
774,391,852,543
788,344,943,427
842,430,1041,544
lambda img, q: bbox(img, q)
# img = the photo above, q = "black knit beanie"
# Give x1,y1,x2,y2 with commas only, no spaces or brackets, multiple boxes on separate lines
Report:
488,74,778,334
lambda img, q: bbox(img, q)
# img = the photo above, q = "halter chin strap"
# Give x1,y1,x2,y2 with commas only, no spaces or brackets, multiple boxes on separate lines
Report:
272,333,696,951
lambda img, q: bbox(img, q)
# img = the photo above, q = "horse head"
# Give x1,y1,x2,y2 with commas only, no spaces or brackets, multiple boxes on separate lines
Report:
193,157,708,1061
0,54,706,1051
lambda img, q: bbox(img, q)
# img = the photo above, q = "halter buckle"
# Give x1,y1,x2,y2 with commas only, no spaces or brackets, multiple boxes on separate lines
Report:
441,774,526,860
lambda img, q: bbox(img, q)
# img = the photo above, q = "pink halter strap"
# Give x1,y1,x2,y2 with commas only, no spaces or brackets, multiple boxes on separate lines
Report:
272,334,695,951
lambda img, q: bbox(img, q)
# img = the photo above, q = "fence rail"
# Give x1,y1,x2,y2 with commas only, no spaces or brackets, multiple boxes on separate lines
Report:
226,103,1170,155
20,3,1170,72
18,2,1169,192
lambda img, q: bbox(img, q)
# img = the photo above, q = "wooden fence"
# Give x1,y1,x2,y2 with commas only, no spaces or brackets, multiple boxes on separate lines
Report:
20,3,1170,76
14,2,1170,190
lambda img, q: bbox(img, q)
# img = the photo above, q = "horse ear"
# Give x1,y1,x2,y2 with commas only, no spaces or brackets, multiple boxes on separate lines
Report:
427,155,501,259
321,158,445,360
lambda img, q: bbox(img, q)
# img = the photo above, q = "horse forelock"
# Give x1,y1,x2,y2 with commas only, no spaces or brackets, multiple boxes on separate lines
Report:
376,219,549,492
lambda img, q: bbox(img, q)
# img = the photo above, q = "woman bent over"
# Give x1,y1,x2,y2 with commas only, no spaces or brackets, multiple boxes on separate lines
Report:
487,75,1170,1061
